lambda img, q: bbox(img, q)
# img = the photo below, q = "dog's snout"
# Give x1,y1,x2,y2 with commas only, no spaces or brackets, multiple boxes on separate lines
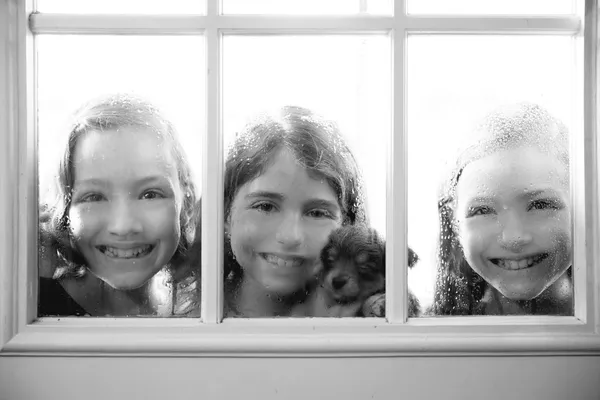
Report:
331,276,348,290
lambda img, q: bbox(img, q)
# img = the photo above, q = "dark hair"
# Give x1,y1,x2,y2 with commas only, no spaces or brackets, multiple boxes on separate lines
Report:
41,93,199,283
223,106,368,278
431,102,570,315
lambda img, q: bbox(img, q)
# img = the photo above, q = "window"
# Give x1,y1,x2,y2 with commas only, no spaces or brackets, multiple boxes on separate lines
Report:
1,0,599,368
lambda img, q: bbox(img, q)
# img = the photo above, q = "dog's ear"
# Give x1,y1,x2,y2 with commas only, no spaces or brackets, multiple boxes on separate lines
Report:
408,247,419,268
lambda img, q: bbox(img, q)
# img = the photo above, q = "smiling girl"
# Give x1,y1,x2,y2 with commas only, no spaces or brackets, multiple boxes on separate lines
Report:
431,102,573,316
39,94,200,317
223,106,368,317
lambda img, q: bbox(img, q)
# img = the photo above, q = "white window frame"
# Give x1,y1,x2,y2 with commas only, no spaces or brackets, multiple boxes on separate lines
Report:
1,0,599,358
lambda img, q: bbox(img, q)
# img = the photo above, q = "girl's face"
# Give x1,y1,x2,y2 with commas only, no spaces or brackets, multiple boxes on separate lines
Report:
227,148,343,296
454,146,571,301
68,127,183,290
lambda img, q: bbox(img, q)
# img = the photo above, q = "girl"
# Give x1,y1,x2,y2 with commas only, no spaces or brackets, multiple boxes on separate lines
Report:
223,106,369,317
431,102,573,316
39,93,201,317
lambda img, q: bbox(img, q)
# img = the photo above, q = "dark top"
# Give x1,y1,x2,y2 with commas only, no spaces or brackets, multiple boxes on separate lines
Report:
38,277,88,317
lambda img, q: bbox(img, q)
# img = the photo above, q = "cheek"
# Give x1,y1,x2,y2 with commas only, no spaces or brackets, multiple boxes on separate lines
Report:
68,205,99,241
458,219,495,255
142,203,181,242
229,212,264,252
525,210,571,251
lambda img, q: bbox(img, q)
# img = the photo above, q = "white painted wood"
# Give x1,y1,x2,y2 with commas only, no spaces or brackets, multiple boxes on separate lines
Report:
3,324,600,356
1,0,598,367
587,0,600,334
1,356,599,400
386,0,407,324
0,0,20,349
0,1,600,398
200,0,224,324
29,14,581,34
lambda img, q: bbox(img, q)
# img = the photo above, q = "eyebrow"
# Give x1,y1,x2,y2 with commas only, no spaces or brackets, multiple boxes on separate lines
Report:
244,191,284,201
74,175,172,188
466,196,495,205
465,189,564,205
518,189,563,200
244,191,340,210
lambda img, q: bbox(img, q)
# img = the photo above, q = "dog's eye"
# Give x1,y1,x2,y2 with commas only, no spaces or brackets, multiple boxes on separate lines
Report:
358,263,378,279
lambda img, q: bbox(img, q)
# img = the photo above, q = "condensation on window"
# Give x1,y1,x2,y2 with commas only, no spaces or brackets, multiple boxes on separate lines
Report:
37,35,204,317
407,35,576,317
222,35,392,318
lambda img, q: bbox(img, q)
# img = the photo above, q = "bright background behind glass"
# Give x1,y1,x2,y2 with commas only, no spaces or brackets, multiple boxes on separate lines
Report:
407,35,577,310
223,0,391,15
223,34,391,238
36,0,205,14
407,0,575,15
37,35,205,202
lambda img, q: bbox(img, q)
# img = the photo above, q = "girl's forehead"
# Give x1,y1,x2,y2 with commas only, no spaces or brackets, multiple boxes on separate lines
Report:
241,149,337,201
455,147,569,200
72,128,179,183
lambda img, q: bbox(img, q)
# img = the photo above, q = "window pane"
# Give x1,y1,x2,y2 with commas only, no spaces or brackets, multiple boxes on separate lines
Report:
37,35,204,317
407,35,577,317
37,0,204,14
407,0,574,15
223,35,391,318
223,0,391,15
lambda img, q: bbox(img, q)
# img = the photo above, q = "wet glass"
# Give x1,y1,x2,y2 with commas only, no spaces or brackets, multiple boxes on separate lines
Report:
37,35,204,317
222,0,391,15
407,35,577,316
222,34,391,318
407,0,574,15
37,0,205,14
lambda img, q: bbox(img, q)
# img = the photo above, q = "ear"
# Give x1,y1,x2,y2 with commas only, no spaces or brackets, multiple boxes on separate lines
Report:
224,216,231,238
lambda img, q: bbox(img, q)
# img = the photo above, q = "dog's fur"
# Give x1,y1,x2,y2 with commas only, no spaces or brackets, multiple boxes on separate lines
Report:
291,225,421,317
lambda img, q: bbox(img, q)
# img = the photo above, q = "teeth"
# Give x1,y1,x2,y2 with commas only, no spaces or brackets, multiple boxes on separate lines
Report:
492,254,547,270
100,245,153,259
263,254,303,268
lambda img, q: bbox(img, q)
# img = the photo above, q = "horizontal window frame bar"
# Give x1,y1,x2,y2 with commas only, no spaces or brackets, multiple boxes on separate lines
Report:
2,323,599,357
7,314,593,331
29,14,581,35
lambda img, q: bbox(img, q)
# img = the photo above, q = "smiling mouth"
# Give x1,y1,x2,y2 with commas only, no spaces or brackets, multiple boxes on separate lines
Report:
97,245,154,259
261,254,304,268
489,253,549,271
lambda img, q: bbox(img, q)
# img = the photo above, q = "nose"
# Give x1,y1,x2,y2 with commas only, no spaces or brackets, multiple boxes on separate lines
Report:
107,199,143,237
275,212,303,247
499,211,533,251
331,275,348,290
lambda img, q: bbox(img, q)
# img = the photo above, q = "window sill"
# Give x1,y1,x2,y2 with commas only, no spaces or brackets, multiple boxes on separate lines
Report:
2,318,599,357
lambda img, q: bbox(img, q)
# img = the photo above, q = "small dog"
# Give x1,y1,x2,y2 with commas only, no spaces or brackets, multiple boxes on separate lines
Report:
291,225,421,317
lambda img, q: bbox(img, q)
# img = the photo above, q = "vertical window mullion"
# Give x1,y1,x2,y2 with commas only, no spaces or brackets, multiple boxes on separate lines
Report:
201,0,224,323
387,0,408,323
582,0,599,326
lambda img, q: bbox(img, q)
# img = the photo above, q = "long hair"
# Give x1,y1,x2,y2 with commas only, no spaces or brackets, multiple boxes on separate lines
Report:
41,93,199,284
223,106,368,279
430,102,570,315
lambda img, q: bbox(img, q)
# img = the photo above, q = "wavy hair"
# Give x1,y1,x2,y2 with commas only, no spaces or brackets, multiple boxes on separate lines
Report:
430,102,570,315
223,106,368,279
41,93,199,285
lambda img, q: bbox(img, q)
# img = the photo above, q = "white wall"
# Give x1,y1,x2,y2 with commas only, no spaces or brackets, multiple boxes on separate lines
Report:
1,356,600,399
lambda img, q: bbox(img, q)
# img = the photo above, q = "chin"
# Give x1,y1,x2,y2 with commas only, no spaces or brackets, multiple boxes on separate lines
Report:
496,284,546,301
100,273,152,291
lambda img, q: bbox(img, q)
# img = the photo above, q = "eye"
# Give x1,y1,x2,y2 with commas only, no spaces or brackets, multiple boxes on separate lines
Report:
252,201,276,213
141,190,165,200
467,205,495,217
358,266,378,281
529,198,563,211
307,209,333,219
78,193,104,203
